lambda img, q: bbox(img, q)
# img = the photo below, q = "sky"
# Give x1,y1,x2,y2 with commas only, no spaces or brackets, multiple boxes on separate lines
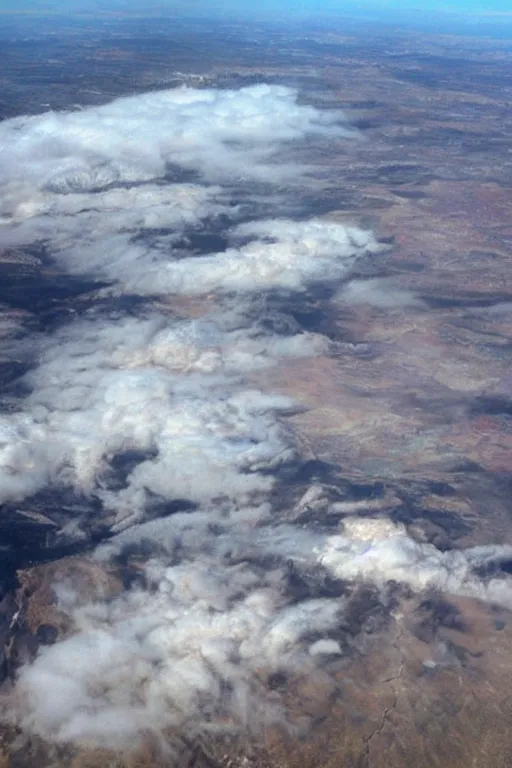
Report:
1,0,511,17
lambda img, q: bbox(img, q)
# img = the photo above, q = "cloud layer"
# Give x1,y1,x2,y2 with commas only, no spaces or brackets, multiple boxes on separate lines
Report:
2,83,512,751
14,511,512,747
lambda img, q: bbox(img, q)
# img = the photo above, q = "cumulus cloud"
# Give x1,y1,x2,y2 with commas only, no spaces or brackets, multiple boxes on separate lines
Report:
0,84,378,525
318,517,512,608
7,214,381,298
4,86,321,175
15,547,344,747
16,561,279,746
4,81,512,753
0,309,332,530
0,84,377,748
0,85,372,300
13,511,512,748
0,84,346,223
132,218,382,297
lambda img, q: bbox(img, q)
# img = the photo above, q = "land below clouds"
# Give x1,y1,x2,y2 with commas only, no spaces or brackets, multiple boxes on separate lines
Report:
1,14,512,768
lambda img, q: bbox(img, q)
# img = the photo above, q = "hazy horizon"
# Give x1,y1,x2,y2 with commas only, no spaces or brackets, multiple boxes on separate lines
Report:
1,0,512,17
1,0,512,42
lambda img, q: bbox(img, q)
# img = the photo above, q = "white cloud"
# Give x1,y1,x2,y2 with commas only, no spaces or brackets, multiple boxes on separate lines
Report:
0,84,346,221
0,85,372,299
14,550,343,747
130,218,382,297
13,511,512,749
1,313,311,529
4,82,511,753
336,277,425,309
318,517,512,608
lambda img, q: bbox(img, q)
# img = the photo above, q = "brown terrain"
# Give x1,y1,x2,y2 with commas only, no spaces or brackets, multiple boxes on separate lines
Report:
1,12,512,768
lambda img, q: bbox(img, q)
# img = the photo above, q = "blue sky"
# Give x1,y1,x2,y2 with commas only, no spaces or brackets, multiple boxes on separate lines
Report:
0,0,511,17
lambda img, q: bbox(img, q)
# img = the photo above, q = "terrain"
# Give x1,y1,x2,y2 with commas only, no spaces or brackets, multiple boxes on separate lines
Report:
0,12,512,768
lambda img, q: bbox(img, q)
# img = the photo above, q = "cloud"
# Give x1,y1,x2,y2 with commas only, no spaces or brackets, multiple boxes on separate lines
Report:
0,310,330,531
14,546,344,747
3,81,512,754
13,510,512,749
0,85,368,300
336,277,425,309
154,218,382,296
0,84,378,747
0,84,346,220
318,517,512,607
0,83,378,524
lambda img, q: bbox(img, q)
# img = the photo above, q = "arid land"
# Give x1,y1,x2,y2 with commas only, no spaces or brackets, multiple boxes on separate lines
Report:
1,14,512,767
